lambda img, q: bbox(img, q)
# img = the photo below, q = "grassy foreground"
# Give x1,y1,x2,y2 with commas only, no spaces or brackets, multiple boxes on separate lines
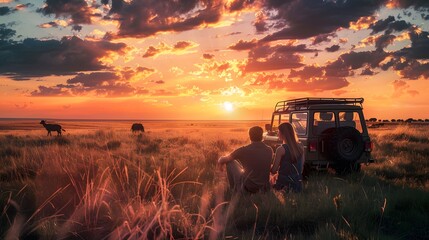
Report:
0,124,428,239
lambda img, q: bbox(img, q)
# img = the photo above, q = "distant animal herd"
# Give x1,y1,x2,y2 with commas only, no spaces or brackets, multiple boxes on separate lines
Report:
39,120,145,136
38,118,426,136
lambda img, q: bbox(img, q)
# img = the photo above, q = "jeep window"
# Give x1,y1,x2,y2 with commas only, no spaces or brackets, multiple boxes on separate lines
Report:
339,111,363,133
313,112,336,135
291,112,307,136
272,114,290,131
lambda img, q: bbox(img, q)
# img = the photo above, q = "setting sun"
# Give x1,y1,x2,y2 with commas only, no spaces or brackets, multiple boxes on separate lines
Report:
223,101,234,112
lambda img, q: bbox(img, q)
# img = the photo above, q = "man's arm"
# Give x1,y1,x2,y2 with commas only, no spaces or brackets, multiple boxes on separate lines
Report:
218,147,242,165
218,154,234,164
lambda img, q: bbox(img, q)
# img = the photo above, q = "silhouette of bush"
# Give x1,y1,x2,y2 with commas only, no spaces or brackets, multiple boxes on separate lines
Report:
166,136,189,146
229,138,246,145
94,130,114,138
106,140,121,150
0,146,21,158
212,139,228,151
79,141,101,149
136,137,161,154
53,137,71,145
136,134,151,144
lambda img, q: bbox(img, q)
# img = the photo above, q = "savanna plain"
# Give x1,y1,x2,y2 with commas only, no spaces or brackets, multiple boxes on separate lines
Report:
0,120,428,239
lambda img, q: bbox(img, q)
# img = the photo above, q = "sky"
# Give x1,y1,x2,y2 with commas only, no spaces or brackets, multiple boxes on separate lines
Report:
0,0,428,120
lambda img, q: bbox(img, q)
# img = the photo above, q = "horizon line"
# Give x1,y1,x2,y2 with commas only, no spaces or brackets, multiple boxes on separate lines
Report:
0,117,271,122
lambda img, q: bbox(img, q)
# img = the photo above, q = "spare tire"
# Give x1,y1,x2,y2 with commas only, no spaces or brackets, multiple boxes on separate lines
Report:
322,126,364,163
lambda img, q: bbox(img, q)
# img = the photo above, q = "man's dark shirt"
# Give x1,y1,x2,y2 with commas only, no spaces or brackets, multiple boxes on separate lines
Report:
230,141,273,192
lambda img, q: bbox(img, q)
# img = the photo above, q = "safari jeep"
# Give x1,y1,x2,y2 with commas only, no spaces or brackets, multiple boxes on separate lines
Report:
263,98,374,175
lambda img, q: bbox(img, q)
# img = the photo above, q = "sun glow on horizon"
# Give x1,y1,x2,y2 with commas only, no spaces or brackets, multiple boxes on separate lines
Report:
223,101,234,112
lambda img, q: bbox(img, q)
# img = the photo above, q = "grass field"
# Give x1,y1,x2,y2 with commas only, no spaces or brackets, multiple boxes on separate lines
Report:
0,120,428,239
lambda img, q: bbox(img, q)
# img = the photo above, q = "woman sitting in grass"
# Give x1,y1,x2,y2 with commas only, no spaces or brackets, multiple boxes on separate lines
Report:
271,122,305,193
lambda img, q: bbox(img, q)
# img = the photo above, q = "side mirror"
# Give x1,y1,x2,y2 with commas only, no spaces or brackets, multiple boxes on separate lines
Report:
265,124,272,132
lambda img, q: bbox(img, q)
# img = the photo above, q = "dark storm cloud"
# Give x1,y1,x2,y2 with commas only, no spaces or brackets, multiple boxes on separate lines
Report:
278,77,349,92
274,43,318,53
37,0,93,24
244,44,306,72
227,0,255,12
272,64,350,92
374,34,396,50
67,72,119,87
72,25,82,31
142,45,162,58
289,65,324,79
203,53,215,59
0,4,32,16
260,0,386,41
102,0,224,38
154,80,165,84
284,50,388,82
325,44,340,52
0,36,127,80
31,85,72,96
173,41,193,49
397,61,429,79
228,39,258,51
312,33,337,45
31,72,137,97
243,43,319,72
327,50,388,72
382,54,429,79
0,6,15,16
30,66,157,97
360,67,376,76
119,66,155,80
370,16,413,34
395,31,429,59
0,24,16,40
253,12,268,33
253,70,349,92
142,41,195,58
319,31,429,80
370,15,395,34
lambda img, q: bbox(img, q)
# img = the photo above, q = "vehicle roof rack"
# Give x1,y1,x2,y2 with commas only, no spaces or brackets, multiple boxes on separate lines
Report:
274,98,364,112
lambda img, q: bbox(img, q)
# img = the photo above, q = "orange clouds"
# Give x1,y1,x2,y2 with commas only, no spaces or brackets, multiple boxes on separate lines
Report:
349,16,376,31
142,41,198,58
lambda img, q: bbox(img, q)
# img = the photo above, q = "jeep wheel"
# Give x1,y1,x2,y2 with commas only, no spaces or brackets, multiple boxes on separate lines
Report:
322,126,364,168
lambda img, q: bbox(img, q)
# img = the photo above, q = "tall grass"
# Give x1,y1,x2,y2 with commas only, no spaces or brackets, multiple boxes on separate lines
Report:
368,125,429,189
0,126,428,239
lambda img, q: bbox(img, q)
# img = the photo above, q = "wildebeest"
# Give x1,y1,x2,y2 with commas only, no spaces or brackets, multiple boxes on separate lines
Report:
40,120,65,136
131,123,145,133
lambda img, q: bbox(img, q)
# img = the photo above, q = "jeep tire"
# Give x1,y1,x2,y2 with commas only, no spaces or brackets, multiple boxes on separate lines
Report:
322,127,364,174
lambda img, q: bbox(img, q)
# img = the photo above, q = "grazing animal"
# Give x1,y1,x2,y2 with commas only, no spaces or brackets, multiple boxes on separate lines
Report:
40,120,65,136
131,123,145,133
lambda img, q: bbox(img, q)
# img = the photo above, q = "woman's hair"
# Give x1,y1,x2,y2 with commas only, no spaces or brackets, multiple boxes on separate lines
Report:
278,122,303,163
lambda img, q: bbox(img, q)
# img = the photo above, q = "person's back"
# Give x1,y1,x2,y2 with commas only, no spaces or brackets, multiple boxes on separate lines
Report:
230,141,273,192
271,123,305,193
275,144,303,192
218,126,273,193
277,144,303,177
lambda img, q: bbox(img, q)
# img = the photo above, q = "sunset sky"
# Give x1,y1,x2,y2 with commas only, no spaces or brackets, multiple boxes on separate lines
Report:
1,0,428,120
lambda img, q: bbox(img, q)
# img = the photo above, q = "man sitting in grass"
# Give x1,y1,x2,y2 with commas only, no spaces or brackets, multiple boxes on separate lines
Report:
218,126,273,193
